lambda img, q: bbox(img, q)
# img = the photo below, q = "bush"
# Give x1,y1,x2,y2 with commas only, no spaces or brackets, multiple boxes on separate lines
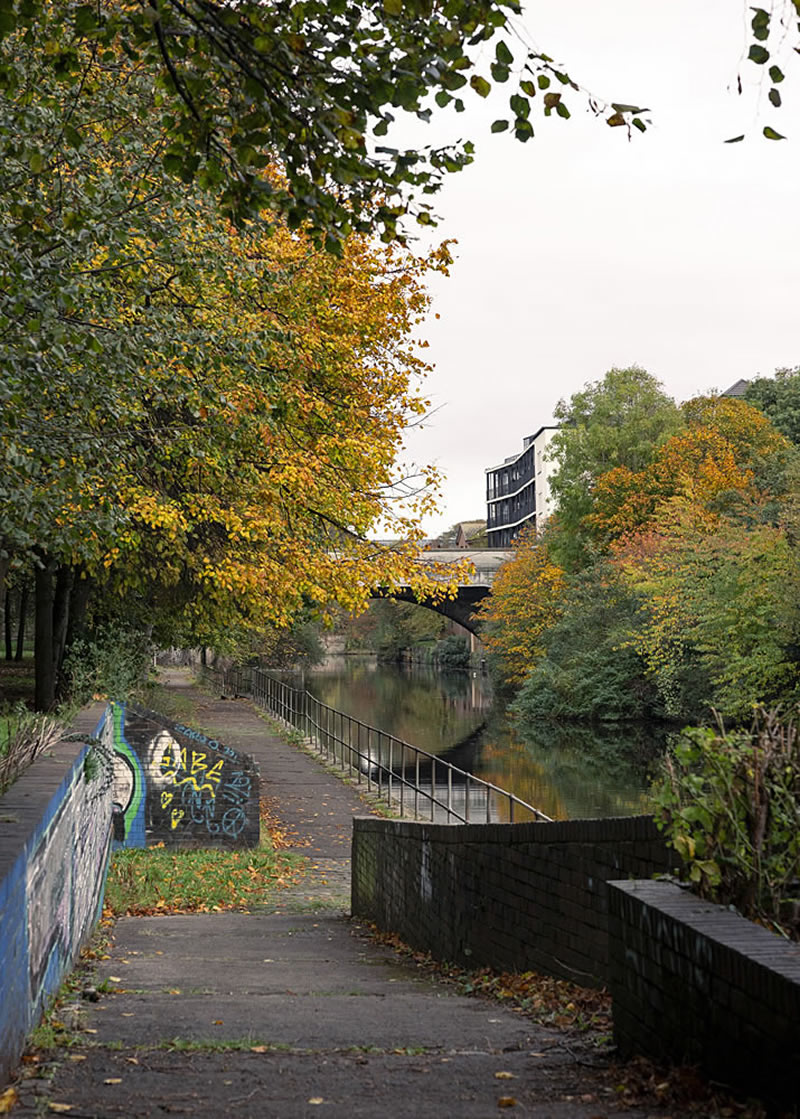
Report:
650,710,800,937
434,635,471,671
62,623,153,704
511,561,664,727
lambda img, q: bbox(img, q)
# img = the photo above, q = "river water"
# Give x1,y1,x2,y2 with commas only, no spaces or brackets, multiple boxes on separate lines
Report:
298,656,661,821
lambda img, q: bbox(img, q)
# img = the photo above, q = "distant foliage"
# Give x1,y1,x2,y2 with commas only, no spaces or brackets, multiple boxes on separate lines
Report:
745,366,800,447
434,635,471,671
63,624,153,705
510,562,660,727
651,712,800,938
477,530,566,688
547,366,681,569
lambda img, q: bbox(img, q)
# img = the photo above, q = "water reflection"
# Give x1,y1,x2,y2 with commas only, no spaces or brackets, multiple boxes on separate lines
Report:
300,657,661,820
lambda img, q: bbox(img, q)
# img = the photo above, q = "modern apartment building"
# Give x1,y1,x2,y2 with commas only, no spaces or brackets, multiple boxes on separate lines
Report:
485,426,558,548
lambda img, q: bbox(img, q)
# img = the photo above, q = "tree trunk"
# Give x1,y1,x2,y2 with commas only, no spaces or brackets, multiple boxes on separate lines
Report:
34,561,57,711
65,569,92,651
15,584,29,662
57,567,93,702
0,555,9,661
4,585,11,661
52,563,74,691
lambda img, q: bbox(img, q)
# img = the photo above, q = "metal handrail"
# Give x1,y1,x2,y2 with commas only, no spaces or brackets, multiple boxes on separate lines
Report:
203,665,551,825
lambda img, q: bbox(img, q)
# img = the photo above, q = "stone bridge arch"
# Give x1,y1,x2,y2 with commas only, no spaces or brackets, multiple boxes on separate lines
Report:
371,549,513,636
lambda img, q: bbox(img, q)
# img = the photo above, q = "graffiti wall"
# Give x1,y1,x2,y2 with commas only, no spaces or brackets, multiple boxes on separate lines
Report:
106,704,260,849
0,714,113,1086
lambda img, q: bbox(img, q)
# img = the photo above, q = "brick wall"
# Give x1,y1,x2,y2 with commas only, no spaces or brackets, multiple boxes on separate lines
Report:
351,815,671,986
107,704,260,849
608,879,800,1110
0,704,111,1085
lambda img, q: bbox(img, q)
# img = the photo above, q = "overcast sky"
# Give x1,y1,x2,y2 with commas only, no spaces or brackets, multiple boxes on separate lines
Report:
390,0,800,538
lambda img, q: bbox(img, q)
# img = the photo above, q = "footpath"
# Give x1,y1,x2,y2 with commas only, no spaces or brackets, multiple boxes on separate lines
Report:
11,671,659,1118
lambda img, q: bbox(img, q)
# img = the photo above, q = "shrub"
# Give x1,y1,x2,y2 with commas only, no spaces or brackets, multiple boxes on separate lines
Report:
62,623,153,704
434,635,471,671
650,710,800,937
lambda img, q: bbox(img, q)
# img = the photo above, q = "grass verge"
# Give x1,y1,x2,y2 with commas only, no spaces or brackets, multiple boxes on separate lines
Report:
104,840,306,916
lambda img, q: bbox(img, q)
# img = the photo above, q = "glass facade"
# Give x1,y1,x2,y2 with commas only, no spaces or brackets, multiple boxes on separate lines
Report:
485,427,557,548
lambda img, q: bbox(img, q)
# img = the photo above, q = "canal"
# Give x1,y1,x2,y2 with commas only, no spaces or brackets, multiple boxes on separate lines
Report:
298,657,661,821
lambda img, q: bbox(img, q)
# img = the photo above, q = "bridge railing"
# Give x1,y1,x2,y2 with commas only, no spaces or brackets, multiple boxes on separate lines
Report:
203,666,551,825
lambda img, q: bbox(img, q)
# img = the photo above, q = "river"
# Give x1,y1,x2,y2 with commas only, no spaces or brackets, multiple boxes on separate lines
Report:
297,656,662,821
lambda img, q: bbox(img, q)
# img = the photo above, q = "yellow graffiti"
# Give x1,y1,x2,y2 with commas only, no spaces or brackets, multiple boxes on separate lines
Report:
161,791,174,809
159,749,225,799
170,808,185,830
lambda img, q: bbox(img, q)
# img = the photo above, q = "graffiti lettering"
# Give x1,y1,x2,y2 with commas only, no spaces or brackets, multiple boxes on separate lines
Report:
108,705,259,849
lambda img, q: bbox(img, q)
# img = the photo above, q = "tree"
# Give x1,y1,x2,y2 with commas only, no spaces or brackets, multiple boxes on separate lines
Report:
0,28,466,708
0,0,644,250
547,367,682,569
745,367,800,447
476,528,566,688
2,1,790,248
612,499,800,720
588,396,791,544
510,560,660,727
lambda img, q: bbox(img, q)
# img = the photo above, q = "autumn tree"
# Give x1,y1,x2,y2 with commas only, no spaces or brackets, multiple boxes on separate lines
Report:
476,528,566,688
546,367,682,569
588,396,792,544
612,499,800,720
0,26,464,709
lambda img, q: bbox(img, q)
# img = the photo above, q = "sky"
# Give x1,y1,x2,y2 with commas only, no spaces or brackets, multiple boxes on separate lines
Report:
389,0,800,538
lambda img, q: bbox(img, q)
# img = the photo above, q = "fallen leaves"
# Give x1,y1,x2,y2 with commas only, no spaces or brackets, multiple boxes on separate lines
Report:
260,797,310,849
0,1088,18,1114
103,841,304,916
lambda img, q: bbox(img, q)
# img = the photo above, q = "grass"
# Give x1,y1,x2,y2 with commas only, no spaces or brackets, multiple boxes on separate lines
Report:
0,657,35,710
104,840,306,916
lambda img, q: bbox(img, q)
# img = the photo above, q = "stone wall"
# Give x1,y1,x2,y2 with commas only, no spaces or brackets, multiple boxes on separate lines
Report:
106,704,260,849
608,879,800,1110
351,815,672,986
0,705,111,1085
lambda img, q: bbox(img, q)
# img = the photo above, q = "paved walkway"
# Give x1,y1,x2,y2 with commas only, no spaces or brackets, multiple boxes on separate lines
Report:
11,671,656,1118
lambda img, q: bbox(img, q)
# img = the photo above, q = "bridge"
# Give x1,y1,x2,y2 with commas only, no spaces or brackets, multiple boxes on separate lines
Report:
374,549,513,634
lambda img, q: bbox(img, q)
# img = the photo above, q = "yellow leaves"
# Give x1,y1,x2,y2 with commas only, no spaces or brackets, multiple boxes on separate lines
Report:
0,1088,18,1114
478,530,566,686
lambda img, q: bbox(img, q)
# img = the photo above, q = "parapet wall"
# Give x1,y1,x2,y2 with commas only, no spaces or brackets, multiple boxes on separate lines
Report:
351,815,671,986
608,879,800,1110
0,704,110,1086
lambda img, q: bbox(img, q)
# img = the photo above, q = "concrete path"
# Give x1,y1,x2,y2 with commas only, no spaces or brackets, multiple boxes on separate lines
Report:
11,671,654,1118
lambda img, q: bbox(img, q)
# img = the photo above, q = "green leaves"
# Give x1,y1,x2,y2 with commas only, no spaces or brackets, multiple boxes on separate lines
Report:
651,712,800,929
750,7,771,40
748,43,770,64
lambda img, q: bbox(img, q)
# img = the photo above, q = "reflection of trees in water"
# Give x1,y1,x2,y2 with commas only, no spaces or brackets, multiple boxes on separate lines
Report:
305,660,490,755
302,659,665,821
468,712,664,822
